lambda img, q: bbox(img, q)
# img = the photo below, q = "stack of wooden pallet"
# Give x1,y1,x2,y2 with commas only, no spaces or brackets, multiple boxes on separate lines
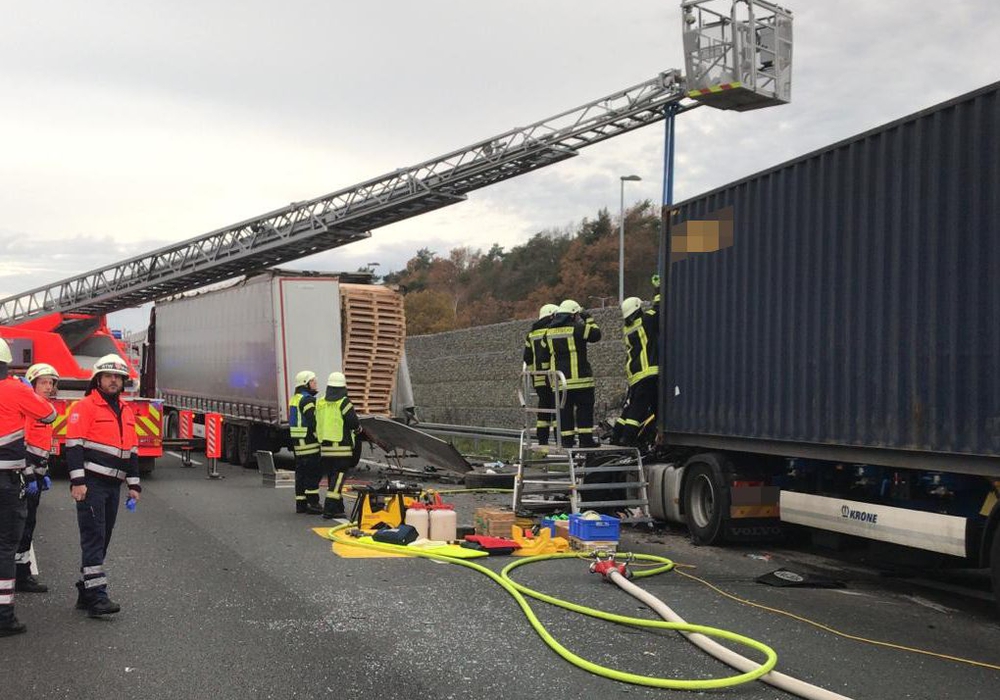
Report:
339,284,406,416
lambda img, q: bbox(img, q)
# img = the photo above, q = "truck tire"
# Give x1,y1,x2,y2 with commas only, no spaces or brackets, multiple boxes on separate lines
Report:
236,425,256,469
138,457,155,476
165,411,178,439
464,471,515,489
682,458,731,545
224,424,240,465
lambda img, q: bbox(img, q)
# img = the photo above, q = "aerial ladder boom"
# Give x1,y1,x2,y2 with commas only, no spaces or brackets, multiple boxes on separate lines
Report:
0,70,689,324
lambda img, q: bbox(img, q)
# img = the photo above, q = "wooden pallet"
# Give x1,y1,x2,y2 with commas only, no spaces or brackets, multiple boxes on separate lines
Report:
340,284,406,416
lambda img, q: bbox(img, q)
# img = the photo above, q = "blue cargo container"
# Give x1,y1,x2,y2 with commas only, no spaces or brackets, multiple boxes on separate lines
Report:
651,83,1000,601
659,81,1000,477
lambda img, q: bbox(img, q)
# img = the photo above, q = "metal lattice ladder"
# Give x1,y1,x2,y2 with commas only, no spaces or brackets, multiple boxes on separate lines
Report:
513,370,652,524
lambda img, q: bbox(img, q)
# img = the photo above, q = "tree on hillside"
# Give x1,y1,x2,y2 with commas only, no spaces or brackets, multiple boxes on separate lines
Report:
391,200,663,333
404,289,457,335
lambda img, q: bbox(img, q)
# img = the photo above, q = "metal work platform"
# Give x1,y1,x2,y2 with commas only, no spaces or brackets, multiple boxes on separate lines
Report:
513,370,651,524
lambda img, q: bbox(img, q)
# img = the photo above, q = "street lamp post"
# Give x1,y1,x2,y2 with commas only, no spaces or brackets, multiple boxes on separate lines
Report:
619,175,642,305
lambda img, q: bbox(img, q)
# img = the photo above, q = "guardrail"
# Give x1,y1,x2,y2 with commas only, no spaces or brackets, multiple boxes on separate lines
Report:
415,422,522,456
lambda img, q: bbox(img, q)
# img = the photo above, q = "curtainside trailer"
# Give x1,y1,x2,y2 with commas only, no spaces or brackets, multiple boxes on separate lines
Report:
139,269,406,467
647,81,1000,600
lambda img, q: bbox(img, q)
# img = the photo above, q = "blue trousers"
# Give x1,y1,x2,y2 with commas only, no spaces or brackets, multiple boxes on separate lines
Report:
75,476,121,603
0,471,27,621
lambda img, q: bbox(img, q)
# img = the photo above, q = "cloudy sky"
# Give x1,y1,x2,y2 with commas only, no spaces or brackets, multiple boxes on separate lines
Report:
1,0,998,331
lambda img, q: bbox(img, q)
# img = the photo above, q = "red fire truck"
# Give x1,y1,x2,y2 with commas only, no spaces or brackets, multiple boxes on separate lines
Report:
0,312,163,473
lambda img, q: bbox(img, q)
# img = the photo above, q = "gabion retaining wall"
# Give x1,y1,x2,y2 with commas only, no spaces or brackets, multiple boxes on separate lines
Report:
406,307,632,430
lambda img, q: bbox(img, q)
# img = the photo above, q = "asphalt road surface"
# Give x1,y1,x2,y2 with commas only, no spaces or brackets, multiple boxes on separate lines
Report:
4,453,999,699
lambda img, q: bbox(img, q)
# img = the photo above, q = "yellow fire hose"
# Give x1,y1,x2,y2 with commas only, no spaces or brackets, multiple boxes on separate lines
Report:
326,522,778,691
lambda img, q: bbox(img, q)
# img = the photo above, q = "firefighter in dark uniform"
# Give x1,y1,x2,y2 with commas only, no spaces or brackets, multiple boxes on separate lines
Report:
315,372,361,520
544,299,602,448
288,370,322,514
0,339,56,636
523,303,558,446
612,297,659,446
66,354,141,618
15,363,61,593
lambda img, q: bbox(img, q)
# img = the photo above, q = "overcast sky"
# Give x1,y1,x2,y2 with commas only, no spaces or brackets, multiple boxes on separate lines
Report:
2,0,998,331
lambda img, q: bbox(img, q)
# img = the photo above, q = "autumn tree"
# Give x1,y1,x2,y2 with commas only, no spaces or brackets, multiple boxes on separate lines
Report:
404,289,457,335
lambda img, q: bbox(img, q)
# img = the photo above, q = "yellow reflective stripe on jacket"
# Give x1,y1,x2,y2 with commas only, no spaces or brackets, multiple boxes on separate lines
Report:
289,393,307,438
288,393,318,453
623,317,659,385
526,327,550,386
316,397,354,455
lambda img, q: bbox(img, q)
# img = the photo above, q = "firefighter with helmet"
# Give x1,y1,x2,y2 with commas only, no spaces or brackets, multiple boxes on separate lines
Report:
14,363,60,594
66,353,141,618
0,339,57,636
523,303,558,446
543,299,602,447
289,370,322,514
315,371,361,519
612,297,659,446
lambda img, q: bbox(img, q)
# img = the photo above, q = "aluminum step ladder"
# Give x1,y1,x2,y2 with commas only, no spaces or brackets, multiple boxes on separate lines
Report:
512,369,652,525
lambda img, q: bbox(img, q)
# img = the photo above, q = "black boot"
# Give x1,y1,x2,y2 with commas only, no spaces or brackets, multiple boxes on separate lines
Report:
87,598,121,618
17,565,48,593
75,581,88,610
15,575,48,593
295,500,309,514
0,617,26,637
322,501,346,520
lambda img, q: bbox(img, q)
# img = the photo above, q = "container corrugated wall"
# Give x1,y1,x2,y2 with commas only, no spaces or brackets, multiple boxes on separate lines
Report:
661,82,1000,466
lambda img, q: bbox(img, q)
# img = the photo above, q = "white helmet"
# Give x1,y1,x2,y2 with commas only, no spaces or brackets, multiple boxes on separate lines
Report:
327,371,347,388
294,370,316,387
91,354,130,378
538,303,558,320
621,297,643,318
558,299,582,315
0,338,11,364
26,363,59,384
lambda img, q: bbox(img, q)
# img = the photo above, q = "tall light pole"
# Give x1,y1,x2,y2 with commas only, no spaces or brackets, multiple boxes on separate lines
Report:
619,174,642,305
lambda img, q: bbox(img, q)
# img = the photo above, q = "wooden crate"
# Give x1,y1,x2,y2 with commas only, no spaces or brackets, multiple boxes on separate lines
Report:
340,284,406,416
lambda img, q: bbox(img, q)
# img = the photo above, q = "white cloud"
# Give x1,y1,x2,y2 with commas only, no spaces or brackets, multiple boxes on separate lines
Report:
1,0,999,321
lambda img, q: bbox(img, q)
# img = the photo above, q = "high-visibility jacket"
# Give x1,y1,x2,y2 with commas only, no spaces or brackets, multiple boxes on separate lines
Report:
24,413,54,480
522,317,551,387
0,376,56,471
623,310,659,385
316,387,360,458
65,390,140,490
544,313,602,390
288,389,319,457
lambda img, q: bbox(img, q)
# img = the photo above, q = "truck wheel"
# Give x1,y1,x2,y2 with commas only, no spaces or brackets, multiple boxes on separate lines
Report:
224,424,240,465
236,425,255,469
682,459,730,545
138,457,155,476
165,411,178,439
464,471,515,489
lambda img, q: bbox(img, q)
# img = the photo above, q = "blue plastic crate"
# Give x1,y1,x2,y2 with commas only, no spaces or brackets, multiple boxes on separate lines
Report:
568,514,620,541
540,515,569,536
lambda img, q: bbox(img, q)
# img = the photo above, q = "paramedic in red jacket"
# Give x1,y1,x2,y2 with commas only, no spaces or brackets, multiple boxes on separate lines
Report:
66,354,141,618
0,338,57,636
15,363,61,593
